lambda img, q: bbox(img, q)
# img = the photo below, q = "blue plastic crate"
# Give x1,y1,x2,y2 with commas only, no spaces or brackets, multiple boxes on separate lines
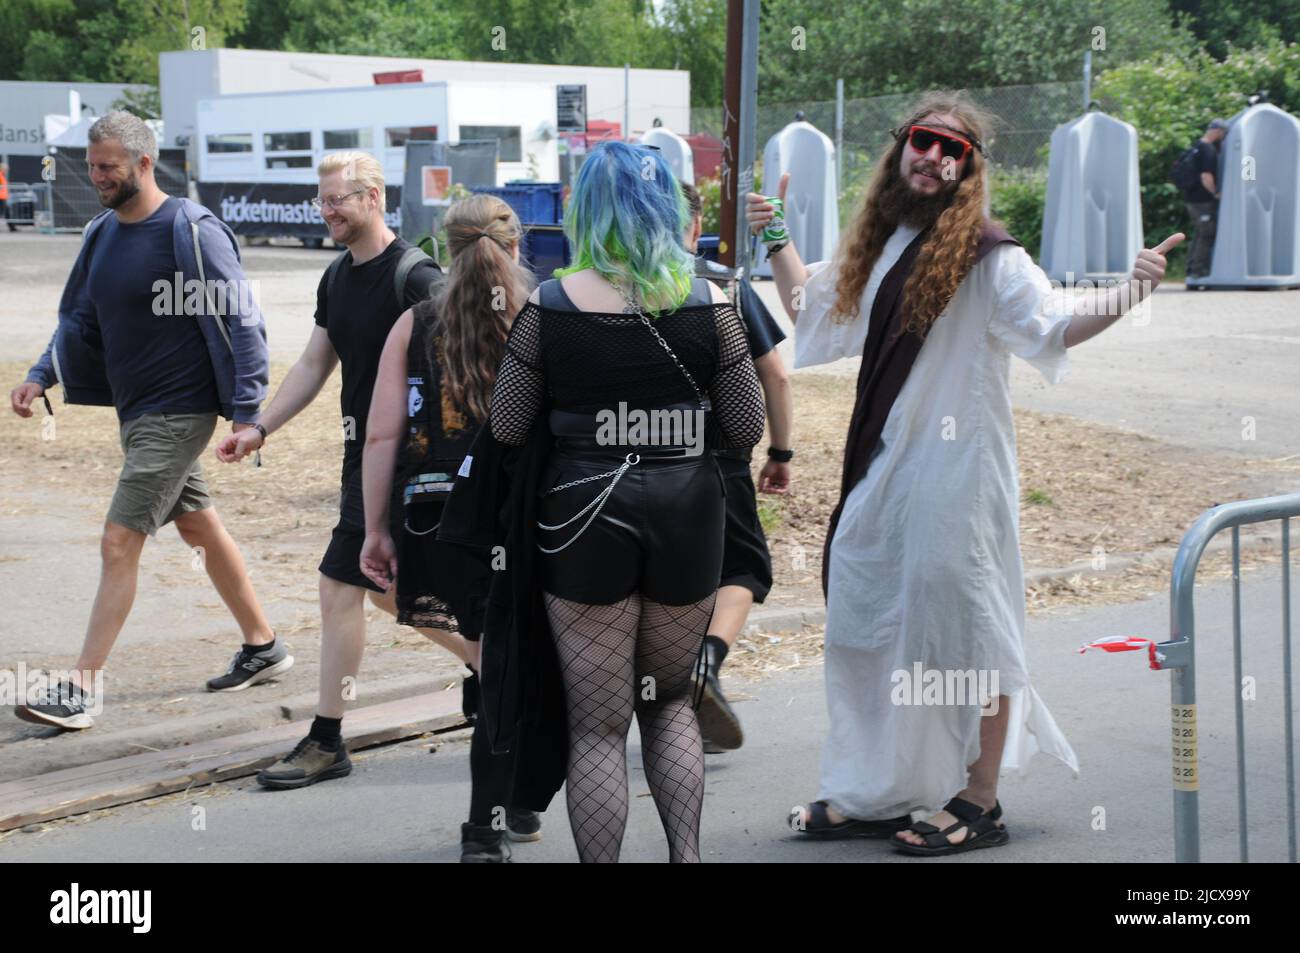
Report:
697,234,721,263
473,183,564,226
521,225,571,281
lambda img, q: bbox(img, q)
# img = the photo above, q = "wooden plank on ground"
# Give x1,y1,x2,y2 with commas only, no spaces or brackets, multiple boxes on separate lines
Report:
0,692,465,833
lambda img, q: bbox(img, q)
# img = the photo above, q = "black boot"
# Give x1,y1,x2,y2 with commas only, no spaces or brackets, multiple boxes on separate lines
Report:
461,666,479,724
506,809,542,842
695,638,743,752
460,822,511,863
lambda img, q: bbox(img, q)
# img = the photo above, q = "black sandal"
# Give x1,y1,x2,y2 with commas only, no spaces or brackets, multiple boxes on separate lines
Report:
792,800,914,840
892,797,1008,856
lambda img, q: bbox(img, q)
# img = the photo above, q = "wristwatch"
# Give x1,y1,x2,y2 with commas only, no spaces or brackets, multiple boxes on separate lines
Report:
253,423,268,442
767,446,794,463
765,239,790,257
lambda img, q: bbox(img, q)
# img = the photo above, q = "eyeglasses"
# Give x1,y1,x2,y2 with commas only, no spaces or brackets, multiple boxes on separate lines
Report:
896,124,979,162
311,189,366,211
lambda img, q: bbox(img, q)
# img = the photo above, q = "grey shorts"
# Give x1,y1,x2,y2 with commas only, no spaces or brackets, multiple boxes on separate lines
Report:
107,413,217,536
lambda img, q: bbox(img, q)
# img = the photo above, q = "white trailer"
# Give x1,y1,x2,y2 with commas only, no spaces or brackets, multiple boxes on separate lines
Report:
195,81,560,187
161,48,690,154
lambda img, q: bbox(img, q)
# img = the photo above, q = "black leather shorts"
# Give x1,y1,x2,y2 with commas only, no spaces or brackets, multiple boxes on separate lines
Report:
536,448,726,606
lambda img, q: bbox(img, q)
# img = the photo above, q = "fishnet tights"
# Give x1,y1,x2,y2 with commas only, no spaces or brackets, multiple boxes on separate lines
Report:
544,591,715,863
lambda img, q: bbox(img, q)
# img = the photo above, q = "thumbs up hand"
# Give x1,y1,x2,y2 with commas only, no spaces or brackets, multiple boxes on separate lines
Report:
1131,233,1185,293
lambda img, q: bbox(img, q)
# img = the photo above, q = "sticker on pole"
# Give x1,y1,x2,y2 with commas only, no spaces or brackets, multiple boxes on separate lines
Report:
1078,636,1161,670
1171,704,1198,792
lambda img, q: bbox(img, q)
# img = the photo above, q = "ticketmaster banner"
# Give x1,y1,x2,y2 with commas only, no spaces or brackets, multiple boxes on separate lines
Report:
196,182,401,238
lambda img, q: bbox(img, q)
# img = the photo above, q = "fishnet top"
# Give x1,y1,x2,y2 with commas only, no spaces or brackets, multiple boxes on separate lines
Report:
490,296,765,451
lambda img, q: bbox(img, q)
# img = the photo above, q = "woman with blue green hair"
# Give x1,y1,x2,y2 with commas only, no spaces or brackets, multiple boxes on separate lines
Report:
489,141,765,862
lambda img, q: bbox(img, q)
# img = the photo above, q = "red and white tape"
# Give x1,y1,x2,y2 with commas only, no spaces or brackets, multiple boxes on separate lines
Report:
1078,636,1163,670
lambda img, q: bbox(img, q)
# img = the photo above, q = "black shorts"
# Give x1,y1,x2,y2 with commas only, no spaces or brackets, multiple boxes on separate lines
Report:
717,463,773,603
536,450,726,606
319,464,404,592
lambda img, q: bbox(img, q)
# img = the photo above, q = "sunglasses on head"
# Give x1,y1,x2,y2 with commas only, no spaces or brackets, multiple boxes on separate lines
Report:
895,124,980,162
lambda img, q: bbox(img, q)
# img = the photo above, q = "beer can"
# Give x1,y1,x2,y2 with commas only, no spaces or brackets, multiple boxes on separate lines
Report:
761,196,788,243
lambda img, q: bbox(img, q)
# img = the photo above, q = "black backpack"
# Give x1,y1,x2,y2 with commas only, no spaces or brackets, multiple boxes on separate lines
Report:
1170,143,1201,193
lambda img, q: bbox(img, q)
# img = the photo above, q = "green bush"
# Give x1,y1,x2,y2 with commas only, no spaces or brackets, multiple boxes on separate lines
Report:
837,149,875,231
989,166,1048,260
694,174,723,235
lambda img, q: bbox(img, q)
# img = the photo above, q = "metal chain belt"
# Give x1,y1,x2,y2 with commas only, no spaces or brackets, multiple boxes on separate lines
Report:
537,452,640,554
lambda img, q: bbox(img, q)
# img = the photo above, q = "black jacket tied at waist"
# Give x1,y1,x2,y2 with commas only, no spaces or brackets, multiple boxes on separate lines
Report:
431,416,568,813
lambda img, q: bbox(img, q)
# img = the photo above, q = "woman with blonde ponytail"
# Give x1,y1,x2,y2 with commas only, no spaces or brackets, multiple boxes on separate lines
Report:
360,194,535,862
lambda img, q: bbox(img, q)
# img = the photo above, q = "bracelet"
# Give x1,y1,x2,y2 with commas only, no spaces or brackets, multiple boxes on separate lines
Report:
767,446,794,463
253,423,268,442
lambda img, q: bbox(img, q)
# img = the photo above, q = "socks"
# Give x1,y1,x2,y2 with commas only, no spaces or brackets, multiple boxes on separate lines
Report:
309,714,343,749
244,637,276,655
705,634,730,667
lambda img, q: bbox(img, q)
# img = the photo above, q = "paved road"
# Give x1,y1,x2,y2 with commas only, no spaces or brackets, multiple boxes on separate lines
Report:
3,231,1296,459
3,563,1293,863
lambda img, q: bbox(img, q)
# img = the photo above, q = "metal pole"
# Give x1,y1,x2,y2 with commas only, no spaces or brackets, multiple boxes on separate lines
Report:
719,0,743,268
736,0,759,277
1083,50,1092,111
835,77,844,196
1170,516,1203,863
1283,517,1297,863
1231,527,1248,862
624,63,630,142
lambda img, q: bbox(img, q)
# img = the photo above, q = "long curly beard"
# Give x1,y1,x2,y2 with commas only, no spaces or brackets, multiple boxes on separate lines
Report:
899,172,988,337
877,170,956,229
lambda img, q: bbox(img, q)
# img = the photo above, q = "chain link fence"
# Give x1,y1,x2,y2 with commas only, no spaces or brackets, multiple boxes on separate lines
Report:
692,80,1084,240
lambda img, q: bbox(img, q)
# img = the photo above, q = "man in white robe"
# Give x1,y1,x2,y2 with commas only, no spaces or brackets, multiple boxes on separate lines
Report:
746,93,1182,855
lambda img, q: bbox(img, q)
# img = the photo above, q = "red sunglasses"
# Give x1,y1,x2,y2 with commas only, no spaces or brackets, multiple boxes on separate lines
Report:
897,124,979,162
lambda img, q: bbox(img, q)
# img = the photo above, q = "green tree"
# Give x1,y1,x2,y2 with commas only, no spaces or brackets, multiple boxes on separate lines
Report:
111,85,163,119
1169,0,1300,60
757,0,1197,102
16,0,246,83
231,0,464,59
645,0,728,107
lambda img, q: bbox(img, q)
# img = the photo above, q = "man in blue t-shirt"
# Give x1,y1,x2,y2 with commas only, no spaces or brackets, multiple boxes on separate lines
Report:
10,112,283,730
681,183,795,754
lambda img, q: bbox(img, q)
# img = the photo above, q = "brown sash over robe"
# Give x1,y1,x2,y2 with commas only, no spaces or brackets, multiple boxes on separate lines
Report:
821,221,1022,597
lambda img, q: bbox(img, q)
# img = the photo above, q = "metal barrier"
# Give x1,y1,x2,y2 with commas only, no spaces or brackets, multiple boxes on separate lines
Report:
3,181,51,230
1153,492,1299,862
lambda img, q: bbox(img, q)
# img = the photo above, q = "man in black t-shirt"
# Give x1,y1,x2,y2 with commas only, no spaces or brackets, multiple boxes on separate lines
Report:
216,152,471,788
681,183,795,753
1184,119,1228,281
